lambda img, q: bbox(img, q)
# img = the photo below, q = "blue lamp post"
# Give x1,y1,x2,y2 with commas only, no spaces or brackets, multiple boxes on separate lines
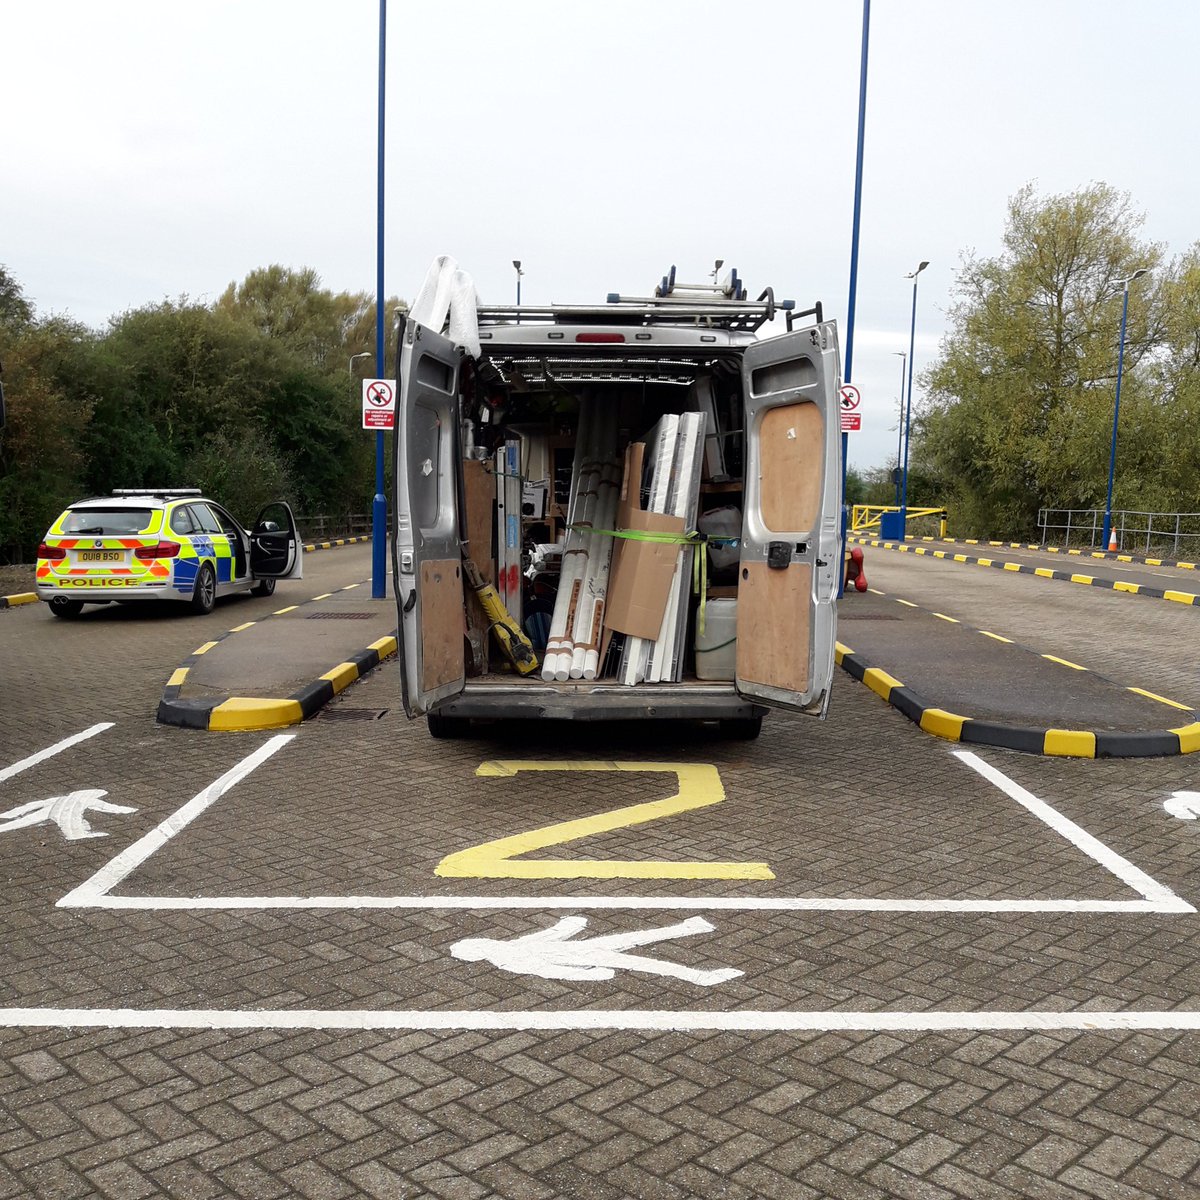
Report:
1100,268,1148,552
513,260,523,306
891,349,907,505
899,261,929,540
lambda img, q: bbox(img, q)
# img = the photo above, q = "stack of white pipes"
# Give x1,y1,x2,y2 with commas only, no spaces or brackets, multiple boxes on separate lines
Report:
620,416,679,685
570,416,621,680
618,412,706,686
648,412,705,682
543,398,617,680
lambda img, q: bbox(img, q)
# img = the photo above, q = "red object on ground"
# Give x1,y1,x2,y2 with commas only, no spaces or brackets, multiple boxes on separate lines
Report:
845,546,868,593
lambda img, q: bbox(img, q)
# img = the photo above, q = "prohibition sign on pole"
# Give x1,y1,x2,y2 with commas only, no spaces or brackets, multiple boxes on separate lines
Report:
362,378,396,430
839,384,862,433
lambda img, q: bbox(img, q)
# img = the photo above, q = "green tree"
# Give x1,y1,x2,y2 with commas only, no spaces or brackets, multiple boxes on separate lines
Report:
84,301,283,494
0,265,34,334
916,183,1169,537
0,318,94,560
216,265,404,376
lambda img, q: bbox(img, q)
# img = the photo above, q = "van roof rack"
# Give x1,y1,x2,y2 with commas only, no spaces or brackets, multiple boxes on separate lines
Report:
477,266,819,334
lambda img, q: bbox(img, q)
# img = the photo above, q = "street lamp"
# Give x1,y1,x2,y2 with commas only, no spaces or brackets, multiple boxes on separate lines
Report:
899,261,929,540
1101,268,1148,552
512,260,523,306
348,351,371,395
891,350,907,505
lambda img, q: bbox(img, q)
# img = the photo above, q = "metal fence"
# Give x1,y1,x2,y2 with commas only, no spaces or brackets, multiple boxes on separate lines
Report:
296,513,374,541
1037,508,1200,557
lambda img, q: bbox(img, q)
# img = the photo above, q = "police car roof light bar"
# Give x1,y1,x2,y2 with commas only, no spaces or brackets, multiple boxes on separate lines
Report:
111,488,203,498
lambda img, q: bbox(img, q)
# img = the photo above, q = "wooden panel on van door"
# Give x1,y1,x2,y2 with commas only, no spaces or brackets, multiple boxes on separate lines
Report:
462,459,496,584
759,402,823,533
421,558,466,692
736,561,811,692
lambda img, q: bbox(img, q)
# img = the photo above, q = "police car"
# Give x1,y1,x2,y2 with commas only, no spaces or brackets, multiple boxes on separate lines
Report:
36,489,303,619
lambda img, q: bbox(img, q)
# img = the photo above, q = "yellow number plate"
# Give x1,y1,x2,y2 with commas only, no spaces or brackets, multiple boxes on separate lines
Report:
77,551,122,562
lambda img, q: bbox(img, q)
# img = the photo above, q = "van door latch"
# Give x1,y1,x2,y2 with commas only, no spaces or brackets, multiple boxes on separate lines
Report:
767,541,792,569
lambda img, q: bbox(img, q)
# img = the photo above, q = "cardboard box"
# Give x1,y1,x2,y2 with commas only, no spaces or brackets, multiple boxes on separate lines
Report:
603,442,686,641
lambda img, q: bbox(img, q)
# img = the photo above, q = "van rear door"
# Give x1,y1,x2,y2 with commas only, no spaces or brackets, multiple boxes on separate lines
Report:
394,318,466,717
735,325,840,714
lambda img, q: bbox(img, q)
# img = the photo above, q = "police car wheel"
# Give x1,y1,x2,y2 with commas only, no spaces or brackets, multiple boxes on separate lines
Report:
190,564,217,614
250,577,276,597
48,597,84,619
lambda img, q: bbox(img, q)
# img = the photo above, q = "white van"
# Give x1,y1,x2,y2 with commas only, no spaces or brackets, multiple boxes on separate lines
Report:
392,267,841,739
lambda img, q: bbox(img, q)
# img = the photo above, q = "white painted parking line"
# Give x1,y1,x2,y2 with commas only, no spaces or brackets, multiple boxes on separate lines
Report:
3,1007,1200,1033
60,749,1194,915
68,895,1190,913
58,734,295,908
0,722,113,784
955,750,1192,909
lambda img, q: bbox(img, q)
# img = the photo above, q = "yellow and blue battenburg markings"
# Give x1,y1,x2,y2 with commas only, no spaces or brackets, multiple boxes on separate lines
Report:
36,500,238,595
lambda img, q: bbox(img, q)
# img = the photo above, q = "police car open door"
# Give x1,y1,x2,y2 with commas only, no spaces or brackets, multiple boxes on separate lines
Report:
735,326,840,715
249,502,303,579
394,318,466,717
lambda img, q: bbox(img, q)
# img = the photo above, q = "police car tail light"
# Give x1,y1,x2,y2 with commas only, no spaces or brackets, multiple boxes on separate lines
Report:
134,540,181,560
37,542,66,561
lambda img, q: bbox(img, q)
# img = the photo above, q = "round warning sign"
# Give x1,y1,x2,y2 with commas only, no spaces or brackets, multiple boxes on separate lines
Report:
839,384,862,433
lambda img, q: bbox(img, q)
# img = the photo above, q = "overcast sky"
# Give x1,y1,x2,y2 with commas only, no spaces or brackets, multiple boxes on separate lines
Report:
4,0,1196,469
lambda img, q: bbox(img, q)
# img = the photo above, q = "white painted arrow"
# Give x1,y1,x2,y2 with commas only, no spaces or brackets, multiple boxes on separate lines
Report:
0,790,136,841
1165,792,1200,820
451,915,743,986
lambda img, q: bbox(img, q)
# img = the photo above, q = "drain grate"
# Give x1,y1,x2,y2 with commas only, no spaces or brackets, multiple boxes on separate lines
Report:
306,611,377,620
319,708,389,721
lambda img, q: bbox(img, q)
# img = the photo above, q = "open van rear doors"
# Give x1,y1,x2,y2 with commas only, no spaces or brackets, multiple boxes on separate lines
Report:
735,325,840,714
394,318,466,717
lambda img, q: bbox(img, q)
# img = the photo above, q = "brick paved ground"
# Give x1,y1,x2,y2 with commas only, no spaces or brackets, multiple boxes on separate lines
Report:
3,548,1200,1198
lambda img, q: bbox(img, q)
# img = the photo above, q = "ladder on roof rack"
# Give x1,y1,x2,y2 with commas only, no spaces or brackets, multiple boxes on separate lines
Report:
474,263,822,335
654,263,745,301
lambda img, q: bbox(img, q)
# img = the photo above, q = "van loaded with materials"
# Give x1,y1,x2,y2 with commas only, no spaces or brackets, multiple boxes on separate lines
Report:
392,259,841,739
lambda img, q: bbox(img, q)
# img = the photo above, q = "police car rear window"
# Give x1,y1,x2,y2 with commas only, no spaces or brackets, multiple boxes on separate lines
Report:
63,508,153,535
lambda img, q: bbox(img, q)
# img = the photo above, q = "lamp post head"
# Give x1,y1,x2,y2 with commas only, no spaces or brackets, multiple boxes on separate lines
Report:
512,260,522,274
1115,267,1149,293
906,261,930,279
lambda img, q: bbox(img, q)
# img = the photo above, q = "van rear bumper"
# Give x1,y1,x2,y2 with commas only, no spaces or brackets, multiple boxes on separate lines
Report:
437,682,767,722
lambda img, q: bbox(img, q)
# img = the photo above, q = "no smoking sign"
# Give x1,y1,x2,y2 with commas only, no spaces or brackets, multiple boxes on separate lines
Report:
839,384,862,433
362,378,396,430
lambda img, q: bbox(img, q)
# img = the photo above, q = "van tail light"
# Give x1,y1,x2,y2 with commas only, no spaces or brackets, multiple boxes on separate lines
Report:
575,333,625,343
134,541,181,560
37,542,67,561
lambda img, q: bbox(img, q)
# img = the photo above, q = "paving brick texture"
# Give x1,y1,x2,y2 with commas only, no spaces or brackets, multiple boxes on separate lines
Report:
3,548,1200,1197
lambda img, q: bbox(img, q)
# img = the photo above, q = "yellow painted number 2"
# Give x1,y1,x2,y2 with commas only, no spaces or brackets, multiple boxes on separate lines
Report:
435,761,774,881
